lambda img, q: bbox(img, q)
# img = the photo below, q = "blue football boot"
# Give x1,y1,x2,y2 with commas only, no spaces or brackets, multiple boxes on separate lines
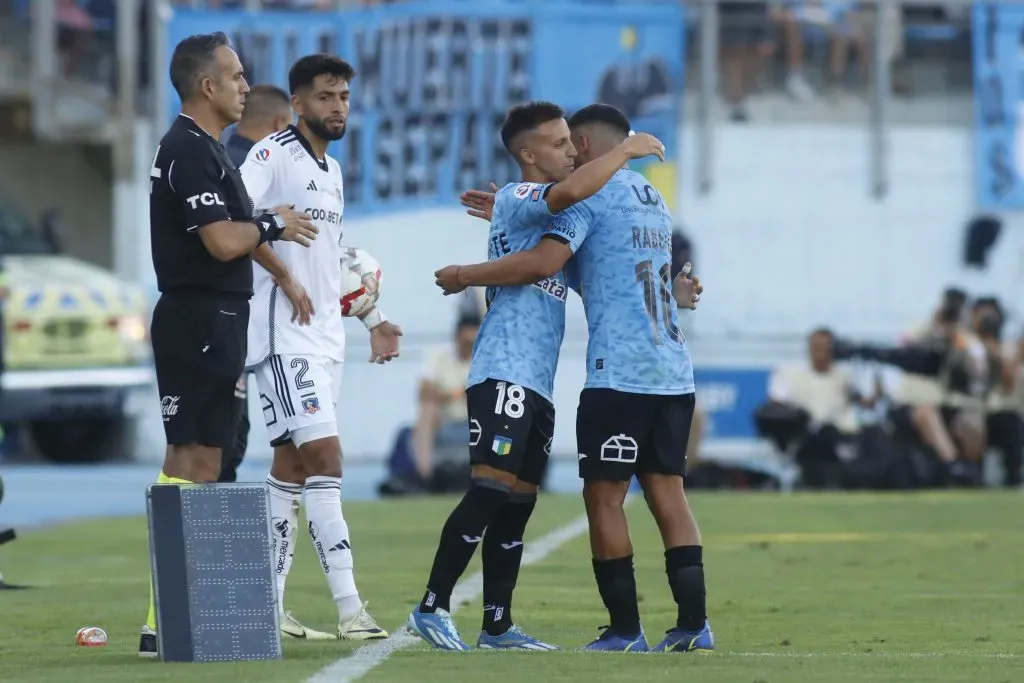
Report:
651,620,716,653
477,624,560,651
581,625,649,652
406,606,472,651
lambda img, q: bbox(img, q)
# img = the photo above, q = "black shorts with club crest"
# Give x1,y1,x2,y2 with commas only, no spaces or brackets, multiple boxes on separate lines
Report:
465,378,555,486
576,388,696,481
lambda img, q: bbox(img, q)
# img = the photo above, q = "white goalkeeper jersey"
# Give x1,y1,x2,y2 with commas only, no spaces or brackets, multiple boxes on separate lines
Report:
241,125,346,366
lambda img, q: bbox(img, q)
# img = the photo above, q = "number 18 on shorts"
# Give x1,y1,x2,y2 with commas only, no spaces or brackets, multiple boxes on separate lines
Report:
465,379,555,487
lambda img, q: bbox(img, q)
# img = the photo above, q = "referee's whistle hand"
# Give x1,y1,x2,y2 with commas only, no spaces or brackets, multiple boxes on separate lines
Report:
274,205,319,247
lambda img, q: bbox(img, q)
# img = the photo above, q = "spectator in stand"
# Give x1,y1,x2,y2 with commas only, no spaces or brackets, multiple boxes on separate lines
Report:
377,313,481,497
852,1,906,94
765,327,860,488
769,1,869,101
867,289,988,485
410,315,480,484
972,297,1023,487
768,1,814,101
719,1,773,122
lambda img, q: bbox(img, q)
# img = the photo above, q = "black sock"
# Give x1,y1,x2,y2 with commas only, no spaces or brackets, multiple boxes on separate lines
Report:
419,482,509,614
665,545,707,632
592,555,641,637
481,493,537,635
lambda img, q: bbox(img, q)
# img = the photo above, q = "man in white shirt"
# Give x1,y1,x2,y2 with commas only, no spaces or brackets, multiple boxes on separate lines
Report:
411,315,480,481
768,327,858,488
769,328,858,434
241,53,402,641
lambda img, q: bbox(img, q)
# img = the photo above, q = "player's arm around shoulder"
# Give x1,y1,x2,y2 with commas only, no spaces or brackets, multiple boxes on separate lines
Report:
544,132,665,213
434,201,593,294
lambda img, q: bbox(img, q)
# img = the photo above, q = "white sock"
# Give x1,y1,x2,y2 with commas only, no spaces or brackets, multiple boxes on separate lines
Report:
304,475,362,622
266,476,302,616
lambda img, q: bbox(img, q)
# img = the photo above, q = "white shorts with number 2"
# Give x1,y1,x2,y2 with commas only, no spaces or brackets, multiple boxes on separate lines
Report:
254,354,343,448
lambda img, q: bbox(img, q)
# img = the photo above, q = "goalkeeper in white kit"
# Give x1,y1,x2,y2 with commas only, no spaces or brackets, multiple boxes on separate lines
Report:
241,53,402,641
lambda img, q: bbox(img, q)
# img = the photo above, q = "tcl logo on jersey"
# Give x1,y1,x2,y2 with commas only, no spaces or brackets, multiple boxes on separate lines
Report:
304,208,342,225
185,192,224,209
532,276,567,302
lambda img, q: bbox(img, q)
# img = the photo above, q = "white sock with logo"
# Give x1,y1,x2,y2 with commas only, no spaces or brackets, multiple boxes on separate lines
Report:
266,476,302,615
304,475,361,622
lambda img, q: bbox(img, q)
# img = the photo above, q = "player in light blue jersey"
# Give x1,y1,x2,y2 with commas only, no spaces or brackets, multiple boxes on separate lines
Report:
436,104,713,654
408,102,666,652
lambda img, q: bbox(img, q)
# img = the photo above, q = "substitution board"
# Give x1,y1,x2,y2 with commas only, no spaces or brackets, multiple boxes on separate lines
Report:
147,483,282,662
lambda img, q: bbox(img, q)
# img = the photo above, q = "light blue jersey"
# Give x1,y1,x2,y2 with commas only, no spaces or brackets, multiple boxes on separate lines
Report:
546,168,695,395
467,181,571,403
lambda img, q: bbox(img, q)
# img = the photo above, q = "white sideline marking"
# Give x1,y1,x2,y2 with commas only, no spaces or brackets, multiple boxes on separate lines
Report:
733,651,1022,659
306,514,591,683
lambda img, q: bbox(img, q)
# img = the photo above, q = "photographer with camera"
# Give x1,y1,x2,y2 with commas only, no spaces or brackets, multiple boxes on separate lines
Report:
972,298,1023,487
835,293,988,485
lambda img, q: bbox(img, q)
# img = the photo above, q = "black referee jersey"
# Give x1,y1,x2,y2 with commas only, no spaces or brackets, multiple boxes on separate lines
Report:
148,114,260,450
149,114,256,296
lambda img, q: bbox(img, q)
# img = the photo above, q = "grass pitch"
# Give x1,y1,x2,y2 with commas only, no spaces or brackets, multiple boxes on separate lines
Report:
1,491,1022,682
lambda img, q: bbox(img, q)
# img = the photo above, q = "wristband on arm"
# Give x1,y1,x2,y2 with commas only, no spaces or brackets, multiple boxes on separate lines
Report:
254,211,286,246
360,307,387,330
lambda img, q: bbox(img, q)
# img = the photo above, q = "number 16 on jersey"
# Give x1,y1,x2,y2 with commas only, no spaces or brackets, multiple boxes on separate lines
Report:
635,259,684,345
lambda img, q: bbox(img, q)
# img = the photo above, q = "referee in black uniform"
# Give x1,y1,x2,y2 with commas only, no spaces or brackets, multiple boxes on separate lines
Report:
148,33,317,488
141,31,316,656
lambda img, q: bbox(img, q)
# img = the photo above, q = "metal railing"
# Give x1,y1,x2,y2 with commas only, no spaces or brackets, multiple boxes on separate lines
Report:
686,2,972,112
0,0,985,194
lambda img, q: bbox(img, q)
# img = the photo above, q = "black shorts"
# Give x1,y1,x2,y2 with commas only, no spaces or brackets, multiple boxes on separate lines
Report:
576,388,696,481
465,379,554,486
151,292,249,448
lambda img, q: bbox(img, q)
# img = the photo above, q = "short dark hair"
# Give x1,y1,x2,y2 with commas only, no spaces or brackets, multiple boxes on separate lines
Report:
288,54,356,95
241,84,290,123
809,327,834,341
973,295,1001,312
567,103,631,137
942,287,968,308
972,296,1005,330
170,31,232,101
500,101,565,151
